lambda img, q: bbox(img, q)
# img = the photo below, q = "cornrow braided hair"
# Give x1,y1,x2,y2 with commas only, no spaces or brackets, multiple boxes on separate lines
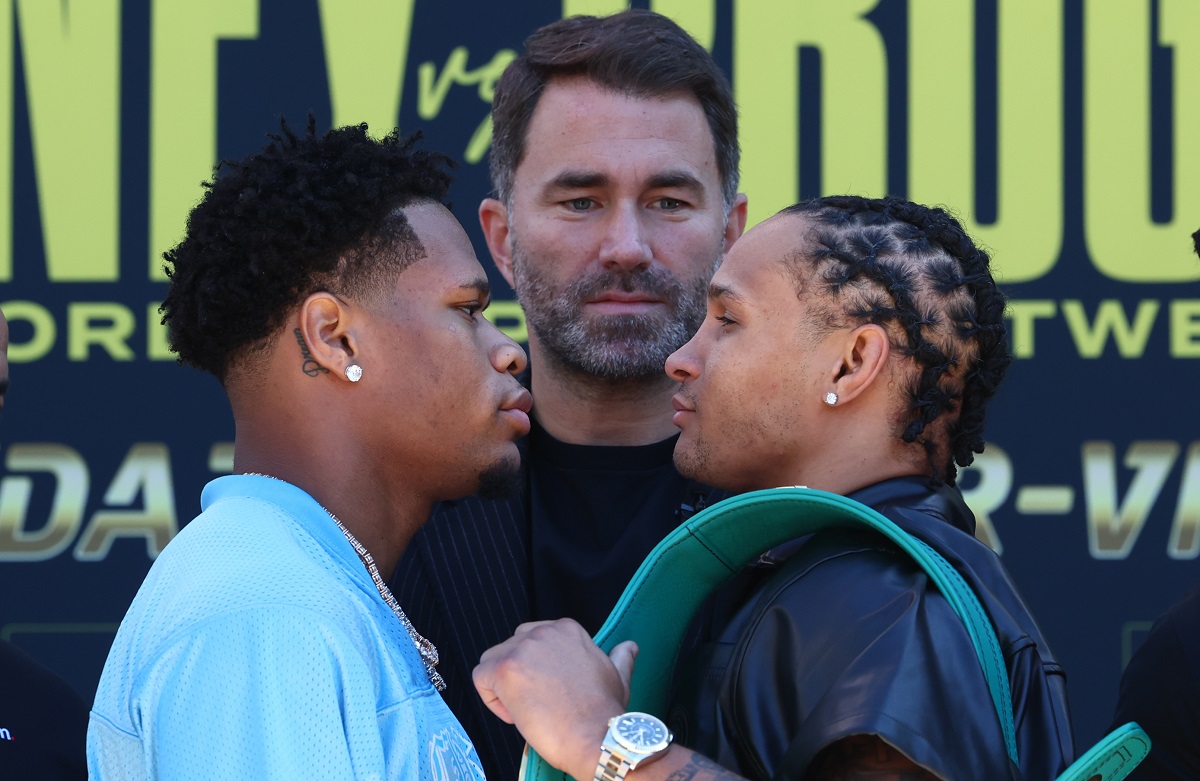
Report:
781,195,1012,485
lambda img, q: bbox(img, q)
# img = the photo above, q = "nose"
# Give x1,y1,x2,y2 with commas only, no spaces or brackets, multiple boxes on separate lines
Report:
665,337,700,383
599,203,652,271
492,332,528,377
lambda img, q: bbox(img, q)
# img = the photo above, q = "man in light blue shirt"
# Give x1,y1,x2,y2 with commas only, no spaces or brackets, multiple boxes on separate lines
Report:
88,122,533,780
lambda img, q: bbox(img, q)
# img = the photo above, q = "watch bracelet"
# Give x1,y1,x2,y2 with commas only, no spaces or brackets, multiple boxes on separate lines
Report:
594,745,632,781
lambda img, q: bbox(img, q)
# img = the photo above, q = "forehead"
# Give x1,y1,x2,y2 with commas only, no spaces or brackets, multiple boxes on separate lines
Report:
516,76,720,189
393,202,486,293
711,214,806,303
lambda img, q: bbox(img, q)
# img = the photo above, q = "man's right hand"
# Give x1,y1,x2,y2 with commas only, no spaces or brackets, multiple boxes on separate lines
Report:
473,618,636,781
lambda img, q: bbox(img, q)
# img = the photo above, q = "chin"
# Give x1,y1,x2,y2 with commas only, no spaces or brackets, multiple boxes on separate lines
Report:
475,459,523,500
672,444,715,486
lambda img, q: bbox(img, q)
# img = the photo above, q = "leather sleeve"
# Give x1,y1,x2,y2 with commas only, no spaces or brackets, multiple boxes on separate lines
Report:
723,530,1016,781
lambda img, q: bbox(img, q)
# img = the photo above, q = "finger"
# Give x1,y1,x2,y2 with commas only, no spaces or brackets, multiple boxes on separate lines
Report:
478,691,516,725
472,666,516,724
608,640,638,698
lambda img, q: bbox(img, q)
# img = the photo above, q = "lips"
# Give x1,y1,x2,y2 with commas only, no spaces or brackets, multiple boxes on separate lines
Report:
589,292,663,305
499,388,534,435
586,292,665,315
671,393,695,428
502,388,533,414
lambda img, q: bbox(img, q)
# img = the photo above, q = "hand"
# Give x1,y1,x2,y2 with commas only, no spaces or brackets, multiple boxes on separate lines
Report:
473,618,638,780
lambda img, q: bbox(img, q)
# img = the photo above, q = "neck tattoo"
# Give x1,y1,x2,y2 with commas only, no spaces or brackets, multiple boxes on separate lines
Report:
244,473,445,691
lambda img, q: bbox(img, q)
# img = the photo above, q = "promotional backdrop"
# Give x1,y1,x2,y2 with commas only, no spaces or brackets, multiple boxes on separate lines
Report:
1,0,1197,749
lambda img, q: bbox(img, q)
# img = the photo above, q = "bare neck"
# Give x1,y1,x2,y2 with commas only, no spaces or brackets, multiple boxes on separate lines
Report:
230,411,428,579
790,431,930,497
528,347,681,447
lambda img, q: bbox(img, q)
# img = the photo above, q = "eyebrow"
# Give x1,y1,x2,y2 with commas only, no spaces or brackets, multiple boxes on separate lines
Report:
457,277,492,299
545,170,610,192
646,169,705,195
708,282,747,305
543,168,706,197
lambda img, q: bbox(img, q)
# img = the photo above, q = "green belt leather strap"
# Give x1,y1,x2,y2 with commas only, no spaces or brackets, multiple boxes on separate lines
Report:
519,486,1149,781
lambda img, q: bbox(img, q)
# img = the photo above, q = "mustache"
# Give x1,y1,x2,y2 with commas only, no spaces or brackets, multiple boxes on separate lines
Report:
674,384,698,408
565,266,684,302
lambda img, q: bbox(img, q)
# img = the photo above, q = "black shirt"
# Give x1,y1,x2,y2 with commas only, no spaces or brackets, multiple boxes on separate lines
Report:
1112,583,1200,781
0,639,88,780
527,418,690,634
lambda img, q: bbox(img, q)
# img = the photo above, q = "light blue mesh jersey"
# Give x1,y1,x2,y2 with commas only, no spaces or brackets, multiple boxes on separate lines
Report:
88,475,484,781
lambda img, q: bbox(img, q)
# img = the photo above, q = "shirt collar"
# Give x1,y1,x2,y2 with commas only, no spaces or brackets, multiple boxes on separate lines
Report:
200,474,374,590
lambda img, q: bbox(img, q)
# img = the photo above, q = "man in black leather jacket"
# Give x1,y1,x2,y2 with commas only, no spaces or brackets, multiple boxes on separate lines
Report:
475,197,1075,781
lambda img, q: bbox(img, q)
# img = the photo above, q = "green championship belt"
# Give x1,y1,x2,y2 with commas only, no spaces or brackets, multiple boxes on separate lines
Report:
519,486,1149,781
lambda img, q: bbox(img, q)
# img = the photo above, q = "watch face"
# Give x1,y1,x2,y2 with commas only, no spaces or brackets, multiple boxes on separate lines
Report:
611,712,671,754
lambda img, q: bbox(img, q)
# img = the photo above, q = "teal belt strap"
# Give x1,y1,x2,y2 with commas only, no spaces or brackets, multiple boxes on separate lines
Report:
519,486,1149,781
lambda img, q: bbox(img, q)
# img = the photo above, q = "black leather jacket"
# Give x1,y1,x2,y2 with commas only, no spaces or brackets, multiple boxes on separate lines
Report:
668,477,1075,781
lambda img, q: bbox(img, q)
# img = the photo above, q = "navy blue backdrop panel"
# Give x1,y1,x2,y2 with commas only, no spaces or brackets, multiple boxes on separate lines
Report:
1,0,1197,751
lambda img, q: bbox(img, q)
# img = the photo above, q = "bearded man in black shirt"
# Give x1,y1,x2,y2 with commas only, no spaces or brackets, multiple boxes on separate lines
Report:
389,10,746,780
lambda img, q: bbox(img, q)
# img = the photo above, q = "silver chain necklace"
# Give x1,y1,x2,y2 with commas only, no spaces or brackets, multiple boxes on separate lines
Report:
244,473,445,691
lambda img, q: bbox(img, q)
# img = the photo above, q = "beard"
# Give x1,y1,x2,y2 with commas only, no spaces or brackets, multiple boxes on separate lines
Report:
475,460,523,500
509,236,719,382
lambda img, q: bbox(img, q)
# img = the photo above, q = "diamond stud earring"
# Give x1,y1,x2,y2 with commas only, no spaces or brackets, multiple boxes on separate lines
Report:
823,391,838,406
345,364,363,383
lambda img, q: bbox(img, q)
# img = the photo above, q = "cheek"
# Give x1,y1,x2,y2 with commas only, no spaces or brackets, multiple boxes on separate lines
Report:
711,363,799,443
525,216,599,259
651,225,723,269
390,325,487,410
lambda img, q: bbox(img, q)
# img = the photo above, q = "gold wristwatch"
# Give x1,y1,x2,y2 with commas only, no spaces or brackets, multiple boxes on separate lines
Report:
593,711,674,781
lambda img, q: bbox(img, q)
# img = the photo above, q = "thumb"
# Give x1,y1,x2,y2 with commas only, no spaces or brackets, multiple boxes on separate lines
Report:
608,640,638,702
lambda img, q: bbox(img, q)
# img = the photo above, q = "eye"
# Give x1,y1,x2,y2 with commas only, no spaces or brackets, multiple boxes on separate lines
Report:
457,303,483,320
567,197,594,211
655,197,683,210
714,313,736,327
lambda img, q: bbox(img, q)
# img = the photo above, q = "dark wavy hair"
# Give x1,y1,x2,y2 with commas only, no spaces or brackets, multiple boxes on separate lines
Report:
781,195,1012,485
160,119,454,381
489,9,739,209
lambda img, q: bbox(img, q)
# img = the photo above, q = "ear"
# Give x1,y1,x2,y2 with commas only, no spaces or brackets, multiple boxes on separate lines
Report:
829,324,890,404
723,193,749,252
296,292,359,381
479,197,515,287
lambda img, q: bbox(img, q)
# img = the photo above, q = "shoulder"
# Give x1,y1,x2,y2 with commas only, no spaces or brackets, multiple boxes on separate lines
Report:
721,529,1013,780
109,602,380,697
737,527,970,662
98,505,395,711
91,603,453,780
142,496,355,620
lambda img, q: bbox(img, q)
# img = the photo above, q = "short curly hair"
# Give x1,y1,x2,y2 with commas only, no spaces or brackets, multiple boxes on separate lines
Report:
780,195,1012,485
160,118,454,381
